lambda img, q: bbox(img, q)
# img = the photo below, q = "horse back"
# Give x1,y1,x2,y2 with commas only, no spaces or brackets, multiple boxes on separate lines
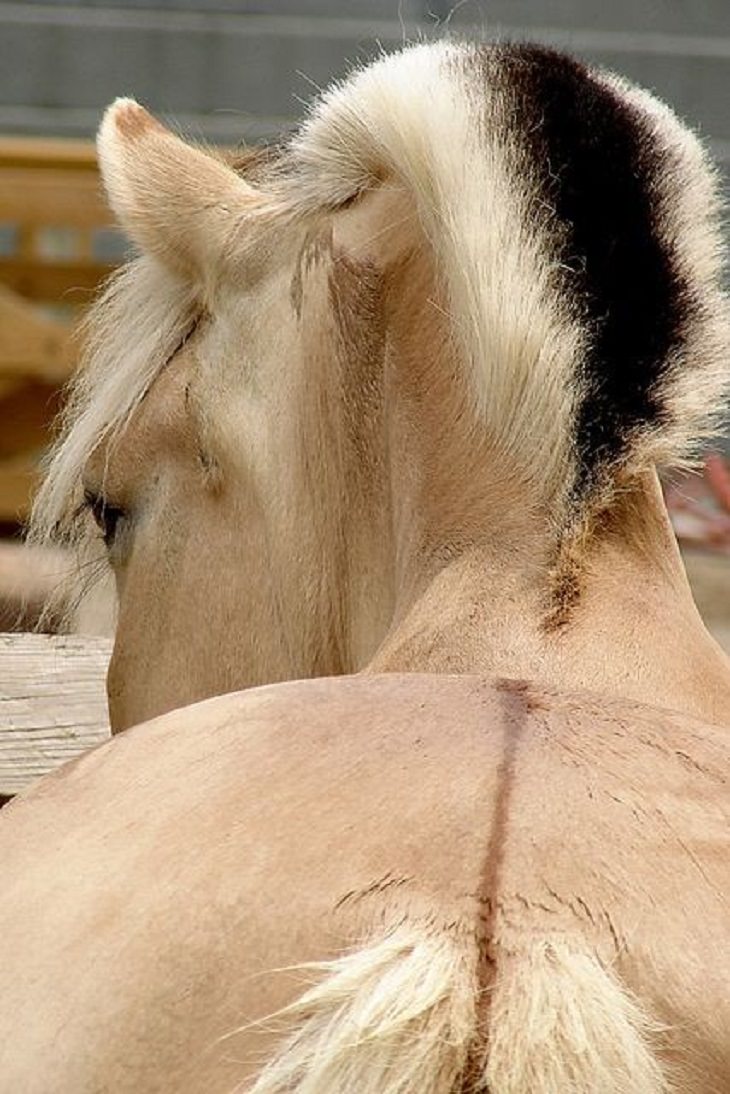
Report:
0,673,727,1092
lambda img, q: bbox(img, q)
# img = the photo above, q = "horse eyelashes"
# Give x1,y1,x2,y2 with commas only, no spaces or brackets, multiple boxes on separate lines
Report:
83,489,126,548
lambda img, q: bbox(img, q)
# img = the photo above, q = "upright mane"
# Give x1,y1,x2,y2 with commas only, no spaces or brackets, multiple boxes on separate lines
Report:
30,41,729,588
283,41,729,530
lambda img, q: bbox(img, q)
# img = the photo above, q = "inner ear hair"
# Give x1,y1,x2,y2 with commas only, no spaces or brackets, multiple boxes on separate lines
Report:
97,98,272,286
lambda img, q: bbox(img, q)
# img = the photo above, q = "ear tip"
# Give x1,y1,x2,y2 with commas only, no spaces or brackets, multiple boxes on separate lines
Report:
98,97,160,149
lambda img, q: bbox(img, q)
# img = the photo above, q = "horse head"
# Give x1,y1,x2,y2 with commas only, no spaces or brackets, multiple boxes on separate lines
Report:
31,43,730,729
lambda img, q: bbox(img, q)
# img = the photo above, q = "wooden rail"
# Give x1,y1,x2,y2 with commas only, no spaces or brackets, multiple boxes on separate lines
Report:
0,137,125,523
0,632,111,797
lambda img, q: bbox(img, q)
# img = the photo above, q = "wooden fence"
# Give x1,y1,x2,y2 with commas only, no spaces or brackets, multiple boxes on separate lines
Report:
0,632,111,798
0,137,125,524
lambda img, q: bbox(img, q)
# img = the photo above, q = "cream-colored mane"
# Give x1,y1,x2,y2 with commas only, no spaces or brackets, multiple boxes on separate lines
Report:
287,42,728,500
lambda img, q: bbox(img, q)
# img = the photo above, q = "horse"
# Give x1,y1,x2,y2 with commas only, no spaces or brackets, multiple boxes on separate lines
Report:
1,40,729,1092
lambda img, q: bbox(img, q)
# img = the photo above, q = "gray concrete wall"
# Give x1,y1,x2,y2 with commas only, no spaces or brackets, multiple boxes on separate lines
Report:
1,1,729,169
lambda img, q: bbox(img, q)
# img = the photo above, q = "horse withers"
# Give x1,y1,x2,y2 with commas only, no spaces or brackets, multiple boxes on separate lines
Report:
2,42,729,1092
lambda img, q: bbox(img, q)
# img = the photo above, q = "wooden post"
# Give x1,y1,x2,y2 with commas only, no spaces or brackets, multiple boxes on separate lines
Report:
0,632,111,797
0,137,120,523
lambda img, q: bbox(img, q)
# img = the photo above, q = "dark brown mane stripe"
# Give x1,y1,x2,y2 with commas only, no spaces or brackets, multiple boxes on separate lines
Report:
491,43,698,505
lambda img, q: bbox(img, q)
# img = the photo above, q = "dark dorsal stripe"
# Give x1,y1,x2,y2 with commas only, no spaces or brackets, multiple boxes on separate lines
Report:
493,43,697,503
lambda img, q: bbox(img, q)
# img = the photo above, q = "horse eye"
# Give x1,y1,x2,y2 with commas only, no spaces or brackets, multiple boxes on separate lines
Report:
84,489,127,549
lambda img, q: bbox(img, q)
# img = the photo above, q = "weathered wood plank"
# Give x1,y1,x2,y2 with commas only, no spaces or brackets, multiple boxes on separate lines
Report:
0,138,99,170
0,378,61,461
0,632,111,796
1,166,109,229
0,284,76,382
0,460,38,522
0,258,111,306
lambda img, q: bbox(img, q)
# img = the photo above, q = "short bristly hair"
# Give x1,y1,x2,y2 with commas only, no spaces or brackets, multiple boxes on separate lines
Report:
30,42,729,601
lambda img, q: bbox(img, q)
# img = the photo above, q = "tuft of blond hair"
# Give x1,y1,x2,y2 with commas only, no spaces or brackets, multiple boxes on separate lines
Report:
236,928,670,1094
484,940,671,1094
239,927,478,1094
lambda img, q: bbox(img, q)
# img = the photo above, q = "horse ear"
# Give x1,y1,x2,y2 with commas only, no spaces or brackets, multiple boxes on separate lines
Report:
97,98,266,282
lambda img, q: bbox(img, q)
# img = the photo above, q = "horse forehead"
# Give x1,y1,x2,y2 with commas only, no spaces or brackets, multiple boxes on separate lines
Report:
86,349,198,483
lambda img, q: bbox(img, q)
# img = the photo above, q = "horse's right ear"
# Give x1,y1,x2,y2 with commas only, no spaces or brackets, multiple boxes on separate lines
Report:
97,98,271,285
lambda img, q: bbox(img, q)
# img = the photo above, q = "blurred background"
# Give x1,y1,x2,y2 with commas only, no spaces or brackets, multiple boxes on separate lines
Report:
2,1,730,149
1,0,729,631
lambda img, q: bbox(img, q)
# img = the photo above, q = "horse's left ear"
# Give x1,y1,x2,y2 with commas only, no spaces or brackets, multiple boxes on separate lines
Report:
97,98,268,282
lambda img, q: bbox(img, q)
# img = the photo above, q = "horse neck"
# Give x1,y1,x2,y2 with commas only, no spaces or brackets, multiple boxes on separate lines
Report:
366,467,730,725
300,216,730,723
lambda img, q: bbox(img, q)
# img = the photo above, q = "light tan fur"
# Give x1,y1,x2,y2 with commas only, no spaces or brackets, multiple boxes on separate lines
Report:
11,41,730,1093
3,676,728,1092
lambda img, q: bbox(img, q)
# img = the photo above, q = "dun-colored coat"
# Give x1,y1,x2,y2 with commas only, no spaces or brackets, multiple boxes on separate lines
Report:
1,41,729,1093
